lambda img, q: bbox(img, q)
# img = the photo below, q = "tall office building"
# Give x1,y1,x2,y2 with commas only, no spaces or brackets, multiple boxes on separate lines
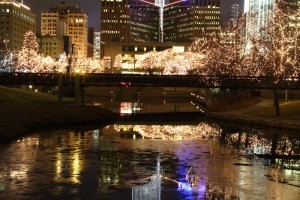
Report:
244,0,275,31
87,27,94,58
163,0,221,42
155,0,165,41
100,0,160,56
0,0,35,50
244,0,299,46
94,32,100,59
229,4,242,27
37,35,72,59
41,1,88,57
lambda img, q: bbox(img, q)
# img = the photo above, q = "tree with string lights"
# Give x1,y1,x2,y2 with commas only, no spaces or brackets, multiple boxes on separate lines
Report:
71,56,105,73
0,41,15,72
113,54,123,71
40,56,56,73
242,0,300,115
135,49,205,75
56,52,68,73
15,31,40,73
136,51,163,74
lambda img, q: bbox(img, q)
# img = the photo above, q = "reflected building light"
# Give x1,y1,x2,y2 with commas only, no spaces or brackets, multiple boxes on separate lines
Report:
71,152,82,184
93,130,99,140
132,155,161,200
5,137,39,187
55,152,62,182
10,168,28,180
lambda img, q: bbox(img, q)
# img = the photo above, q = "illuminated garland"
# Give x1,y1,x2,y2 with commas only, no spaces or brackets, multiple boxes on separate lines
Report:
0,0,298,78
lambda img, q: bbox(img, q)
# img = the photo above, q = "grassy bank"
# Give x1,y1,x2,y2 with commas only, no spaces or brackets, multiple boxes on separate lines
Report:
207,98,300,131
0,86,116,142
0,86,75,104
245,100,300,120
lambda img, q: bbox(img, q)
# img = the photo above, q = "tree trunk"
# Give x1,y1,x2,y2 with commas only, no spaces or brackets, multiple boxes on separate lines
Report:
273,89,280,116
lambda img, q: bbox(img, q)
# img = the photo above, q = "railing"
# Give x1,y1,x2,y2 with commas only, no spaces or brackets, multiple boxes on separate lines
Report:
0,73,299,89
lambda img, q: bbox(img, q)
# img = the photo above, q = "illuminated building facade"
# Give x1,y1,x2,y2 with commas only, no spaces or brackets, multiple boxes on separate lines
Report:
163,0,221,42
37,35,72,60
104,41,190,72
100,0,160,57
100,0,222,56
41,1,88,57
0,0,35,50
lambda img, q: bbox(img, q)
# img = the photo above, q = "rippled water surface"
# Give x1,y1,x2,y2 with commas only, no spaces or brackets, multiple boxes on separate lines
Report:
0,123,299,200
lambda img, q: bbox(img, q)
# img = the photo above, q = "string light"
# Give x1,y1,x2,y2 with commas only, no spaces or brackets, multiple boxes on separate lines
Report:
0,0,298,80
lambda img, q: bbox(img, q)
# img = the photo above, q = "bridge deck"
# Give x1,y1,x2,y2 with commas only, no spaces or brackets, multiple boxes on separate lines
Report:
0,73,299,89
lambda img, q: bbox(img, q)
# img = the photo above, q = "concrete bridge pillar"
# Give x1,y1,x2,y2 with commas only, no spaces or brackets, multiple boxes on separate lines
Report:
75,74,80,105
75,74,85,106
58,73,62,105
80,88,85,106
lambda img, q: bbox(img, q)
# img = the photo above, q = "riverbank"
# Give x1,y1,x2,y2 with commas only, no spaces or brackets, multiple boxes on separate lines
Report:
206,98,300,131
0,86,117,142
0,104,117,142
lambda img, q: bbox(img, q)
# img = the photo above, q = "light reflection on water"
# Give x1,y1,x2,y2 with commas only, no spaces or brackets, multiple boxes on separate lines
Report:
114,124,300,158
0,123,299,200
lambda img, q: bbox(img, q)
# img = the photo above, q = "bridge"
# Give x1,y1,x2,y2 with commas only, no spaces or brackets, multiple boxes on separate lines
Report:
0,73,300,89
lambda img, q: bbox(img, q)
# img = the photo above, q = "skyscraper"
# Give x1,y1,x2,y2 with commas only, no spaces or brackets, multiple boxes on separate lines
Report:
100,0,160,43
244,0,275,30
87,27,94,58
155,0,165,41
163,0,221,42
100,0,160,57
244,0,299,39
229,4,241,27
100,0,222,57
94,32,100,59
0,0,35,50
41,1,88,57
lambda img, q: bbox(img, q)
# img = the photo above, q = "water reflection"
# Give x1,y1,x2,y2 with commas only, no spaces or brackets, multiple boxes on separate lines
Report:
95,99,201,114
114,123,221,140
0,123,299,200
112,124,300,158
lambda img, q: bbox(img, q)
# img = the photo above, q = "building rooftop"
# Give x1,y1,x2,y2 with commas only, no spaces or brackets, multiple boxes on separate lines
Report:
41,1,86,15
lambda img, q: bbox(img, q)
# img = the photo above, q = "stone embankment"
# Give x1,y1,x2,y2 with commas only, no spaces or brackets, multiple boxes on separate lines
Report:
206,111,300,131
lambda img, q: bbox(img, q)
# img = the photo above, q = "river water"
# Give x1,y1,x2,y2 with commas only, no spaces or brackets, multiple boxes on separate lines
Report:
0,88,299,200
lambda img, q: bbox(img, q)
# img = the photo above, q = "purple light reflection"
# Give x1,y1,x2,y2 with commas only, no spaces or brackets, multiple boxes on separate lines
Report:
177,181,207,195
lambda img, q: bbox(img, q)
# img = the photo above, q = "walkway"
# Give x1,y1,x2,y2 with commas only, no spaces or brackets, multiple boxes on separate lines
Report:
206,98,300,131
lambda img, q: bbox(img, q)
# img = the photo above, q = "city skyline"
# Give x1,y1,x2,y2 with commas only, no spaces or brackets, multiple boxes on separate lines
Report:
24,0,242,33
25,0,100,32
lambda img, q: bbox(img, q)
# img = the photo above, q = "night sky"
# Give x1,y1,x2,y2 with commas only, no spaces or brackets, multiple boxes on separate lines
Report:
24,0,243,33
